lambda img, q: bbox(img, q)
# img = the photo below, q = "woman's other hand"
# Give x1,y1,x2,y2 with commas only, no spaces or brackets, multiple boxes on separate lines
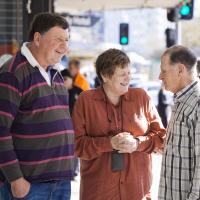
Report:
110,132,138,153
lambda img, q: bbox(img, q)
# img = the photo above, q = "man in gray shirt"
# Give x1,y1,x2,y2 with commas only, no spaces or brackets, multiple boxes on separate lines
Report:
158,45,200,200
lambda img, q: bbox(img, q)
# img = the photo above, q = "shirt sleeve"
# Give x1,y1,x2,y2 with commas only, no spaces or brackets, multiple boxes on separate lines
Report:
72,93,113,160
0,72,23,182
136,91,166,154
187,103,200,200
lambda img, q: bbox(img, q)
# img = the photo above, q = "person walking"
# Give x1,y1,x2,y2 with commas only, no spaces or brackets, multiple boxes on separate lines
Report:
68,58,90,91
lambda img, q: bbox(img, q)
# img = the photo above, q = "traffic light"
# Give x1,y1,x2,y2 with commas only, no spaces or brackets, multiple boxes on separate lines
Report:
119,23,129,45
167,8,177,22
165,28,177,48
178,0,194,20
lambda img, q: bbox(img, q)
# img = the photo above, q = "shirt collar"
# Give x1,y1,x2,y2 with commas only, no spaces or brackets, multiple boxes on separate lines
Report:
21,42,61,71
174,80,199,103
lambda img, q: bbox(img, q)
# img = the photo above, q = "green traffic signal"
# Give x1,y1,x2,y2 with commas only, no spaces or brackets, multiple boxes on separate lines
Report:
120,36,128,45
119,23,129,45
179,4,191,16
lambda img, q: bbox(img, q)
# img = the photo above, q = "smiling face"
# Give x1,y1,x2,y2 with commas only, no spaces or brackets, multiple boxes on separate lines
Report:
102,66,131,96
34,26,69,67
159,54,180,93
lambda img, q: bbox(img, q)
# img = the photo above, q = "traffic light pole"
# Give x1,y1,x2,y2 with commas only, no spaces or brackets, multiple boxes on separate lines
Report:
174,7,182,45
176,20,182,45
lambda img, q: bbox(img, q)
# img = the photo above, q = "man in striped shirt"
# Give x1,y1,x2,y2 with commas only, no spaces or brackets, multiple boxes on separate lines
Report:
158,45,200,200
0,13,74,200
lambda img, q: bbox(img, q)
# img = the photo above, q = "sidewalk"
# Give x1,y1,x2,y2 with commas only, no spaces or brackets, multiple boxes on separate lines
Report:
71,153,162,200
71,176,80,200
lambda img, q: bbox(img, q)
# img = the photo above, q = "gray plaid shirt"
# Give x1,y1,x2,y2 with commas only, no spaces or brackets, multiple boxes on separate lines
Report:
158,81,200,200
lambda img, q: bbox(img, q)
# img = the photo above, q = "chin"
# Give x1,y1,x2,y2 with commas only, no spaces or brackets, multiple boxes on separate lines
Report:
120,88,128,95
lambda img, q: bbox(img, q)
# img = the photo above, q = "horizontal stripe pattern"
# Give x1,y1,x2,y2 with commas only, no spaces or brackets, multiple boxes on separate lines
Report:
0,51,74,183
14,110,70,124
0,150,17,164
16,144,74,162
0,159,18,167
0,136,12,141
20,155,74,165
22,159,73,177
1,162,23,182
20,74,47,92
0,111,14,120
9,52,27,73
23,82,48,95
20,94,68,111
12,130,74,139
19,105,68,114
11,119,73,135
0,88,21,107
0,140,13,152
0,99,19,116
0,127,11,137
13,134,74,150
0,72,20,89
0,83,22,97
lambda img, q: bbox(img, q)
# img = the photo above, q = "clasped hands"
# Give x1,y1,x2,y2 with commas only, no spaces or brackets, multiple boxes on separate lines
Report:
110,132,138,153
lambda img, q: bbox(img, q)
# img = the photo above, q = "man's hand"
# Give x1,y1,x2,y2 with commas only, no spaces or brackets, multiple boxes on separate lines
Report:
11,177,30,198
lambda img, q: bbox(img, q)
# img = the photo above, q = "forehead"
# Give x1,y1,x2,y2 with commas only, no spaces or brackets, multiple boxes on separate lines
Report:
161,54,172,69
69,63,77,69
44,26,69,37
114,65,130,73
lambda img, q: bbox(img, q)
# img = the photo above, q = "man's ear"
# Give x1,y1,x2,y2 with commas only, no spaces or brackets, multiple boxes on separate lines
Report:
33,32,41,47
177,63,185,76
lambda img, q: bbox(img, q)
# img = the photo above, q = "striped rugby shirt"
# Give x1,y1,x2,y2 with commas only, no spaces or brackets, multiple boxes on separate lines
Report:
158,81,200,200
0,43,74,184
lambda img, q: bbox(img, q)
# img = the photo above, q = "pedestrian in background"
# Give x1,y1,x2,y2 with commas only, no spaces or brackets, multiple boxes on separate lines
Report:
158,45,200,200
61,68,82,179
72,48,166,200
0,13,74,200
61,68,83,114
196,59,200,78
157,83,172,128
68,58,90,91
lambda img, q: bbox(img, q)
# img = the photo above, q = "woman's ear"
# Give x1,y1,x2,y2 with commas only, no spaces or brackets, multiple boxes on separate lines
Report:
101,73,108,83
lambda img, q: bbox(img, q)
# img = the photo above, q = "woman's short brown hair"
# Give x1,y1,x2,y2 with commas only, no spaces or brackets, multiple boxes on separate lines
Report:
95,48,130,83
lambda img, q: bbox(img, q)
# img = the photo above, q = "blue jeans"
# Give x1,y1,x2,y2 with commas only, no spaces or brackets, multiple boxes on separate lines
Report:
0,180,71,200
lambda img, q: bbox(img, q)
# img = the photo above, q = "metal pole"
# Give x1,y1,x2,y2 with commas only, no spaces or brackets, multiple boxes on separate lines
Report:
174,7,182,45
176,20,182,44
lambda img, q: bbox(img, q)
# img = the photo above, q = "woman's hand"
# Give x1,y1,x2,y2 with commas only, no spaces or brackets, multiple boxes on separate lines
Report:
118,135,139,153
110,132,138,153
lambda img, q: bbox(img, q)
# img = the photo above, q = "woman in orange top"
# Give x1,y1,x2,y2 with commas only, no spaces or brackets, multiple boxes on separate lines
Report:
72,49,166,200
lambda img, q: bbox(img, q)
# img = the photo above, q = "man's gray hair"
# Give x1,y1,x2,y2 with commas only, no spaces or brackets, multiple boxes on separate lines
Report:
163,45,197,71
